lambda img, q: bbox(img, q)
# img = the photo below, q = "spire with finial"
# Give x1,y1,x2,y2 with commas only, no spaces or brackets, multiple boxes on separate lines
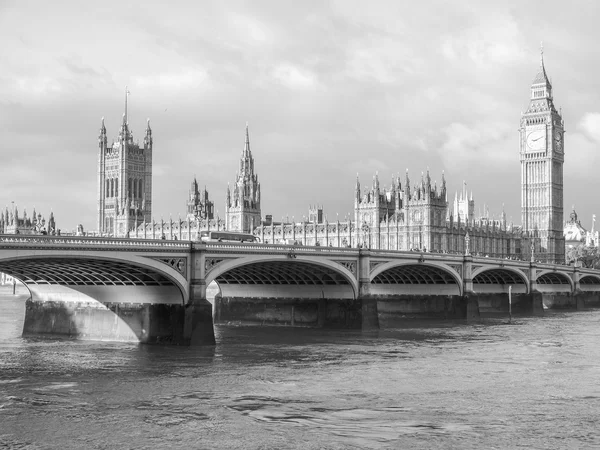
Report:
99,117,107,148
243,122,251,156
124,86,130,123
531,41,552,98
143,117,152,148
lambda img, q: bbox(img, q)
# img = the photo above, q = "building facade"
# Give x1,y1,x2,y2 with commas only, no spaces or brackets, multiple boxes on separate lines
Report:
519,49,565,263
0,204,56,235
225,124,261,233
187,178,214,221
97,94,153,237
256,171,522,257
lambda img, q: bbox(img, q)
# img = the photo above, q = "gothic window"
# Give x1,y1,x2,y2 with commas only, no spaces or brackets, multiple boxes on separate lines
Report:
128,178,133,198
139,179,144,198
110,179,114,197
133,179,137,199
105,179,109,197
115,178,119,197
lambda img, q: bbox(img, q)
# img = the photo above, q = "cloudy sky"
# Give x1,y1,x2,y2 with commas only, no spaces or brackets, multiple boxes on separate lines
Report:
1,0,599,232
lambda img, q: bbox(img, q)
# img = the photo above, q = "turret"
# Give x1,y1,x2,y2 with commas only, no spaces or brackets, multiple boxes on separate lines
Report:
144,118,152,148
99,117,107,149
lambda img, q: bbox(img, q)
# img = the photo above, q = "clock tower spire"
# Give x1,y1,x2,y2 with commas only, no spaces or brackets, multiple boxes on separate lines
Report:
519,45,565,263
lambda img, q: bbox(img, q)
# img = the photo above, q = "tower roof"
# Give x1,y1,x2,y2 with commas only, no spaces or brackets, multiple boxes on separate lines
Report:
243,122,251,157
532,43,551,87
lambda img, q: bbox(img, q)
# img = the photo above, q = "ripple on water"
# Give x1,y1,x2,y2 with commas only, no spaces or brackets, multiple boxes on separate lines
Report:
227,395,470,444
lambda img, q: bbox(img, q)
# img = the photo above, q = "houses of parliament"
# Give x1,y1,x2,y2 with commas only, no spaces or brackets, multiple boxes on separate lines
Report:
96,53,566,264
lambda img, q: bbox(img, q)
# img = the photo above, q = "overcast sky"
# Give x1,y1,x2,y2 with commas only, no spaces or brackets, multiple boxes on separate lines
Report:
1,0,600,232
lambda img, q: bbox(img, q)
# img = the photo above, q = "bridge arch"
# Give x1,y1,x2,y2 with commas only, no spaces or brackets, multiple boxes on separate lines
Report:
471,266,529,293
0,252,189,304
535,270,574,293
369,261,463,296
205,255,358,299
580,274,600,284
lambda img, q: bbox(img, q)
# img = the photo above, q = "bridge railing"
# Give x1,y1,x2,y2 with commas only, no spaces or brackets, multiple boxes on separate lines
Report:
200,242,360,254
0,234,191,250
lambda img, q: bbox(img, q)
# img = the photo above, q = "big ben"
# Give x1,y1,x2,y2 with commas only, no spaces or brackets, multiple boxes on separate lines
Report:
519,46,565,263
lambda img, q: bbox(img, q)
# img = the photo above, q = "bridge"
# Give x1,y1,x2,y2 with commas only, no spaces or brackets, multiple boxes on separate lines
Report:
1,235,599,345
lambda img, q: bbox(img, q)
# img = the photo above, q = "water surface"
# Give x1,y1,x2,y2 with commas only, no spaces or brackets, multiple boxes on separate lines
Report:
1,293,599,449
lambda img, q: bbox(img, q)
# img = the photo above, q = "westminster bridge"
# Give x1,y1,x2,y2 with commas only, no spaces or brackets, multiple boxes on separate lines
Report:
1,235,599,345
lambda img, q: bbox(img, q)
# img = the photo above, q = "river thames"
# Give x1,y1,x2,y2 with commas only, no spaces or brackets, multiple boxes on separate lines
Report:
1,291,599,449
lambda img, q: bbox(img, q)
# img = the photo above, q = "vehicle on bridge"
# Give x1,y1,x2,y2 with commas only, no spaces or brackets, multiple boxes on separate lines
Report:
199,231,259,243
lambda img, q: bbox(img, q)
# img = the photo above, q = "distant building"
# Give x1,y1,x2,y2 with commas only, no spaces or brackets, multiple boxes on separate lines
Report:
225,124,261,233
256,171,521,256
563,209,599,250
0,203,56,235
519,48,565,263
187,178,214,221
97,91,153,237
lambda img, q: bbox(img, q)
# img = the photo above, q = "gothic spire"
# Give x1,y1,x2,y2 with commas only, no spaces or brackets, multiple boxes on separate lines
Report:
532,42,552,89
124,86,130,123
243,122,251,157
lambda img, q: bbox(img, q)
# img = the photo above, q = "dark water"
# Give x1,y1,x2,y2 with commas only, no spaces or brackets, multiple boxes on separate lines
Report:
1,293,600,449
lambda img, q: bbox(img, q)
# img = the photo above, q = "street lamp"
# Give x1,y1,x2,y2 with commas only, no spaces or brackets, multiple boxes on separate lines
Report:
33,214,46,235
361,222,370,249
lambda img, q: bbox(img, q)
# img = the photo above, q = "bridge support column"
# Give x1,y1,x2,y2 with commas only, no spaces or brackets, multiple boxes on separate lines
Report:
358,250,379,330
184,281,216,346
462,256,480,320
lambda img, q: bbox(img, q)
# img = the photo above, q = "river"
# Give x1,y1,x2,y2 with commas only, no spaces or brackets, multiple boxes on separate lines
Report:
1,291,599,449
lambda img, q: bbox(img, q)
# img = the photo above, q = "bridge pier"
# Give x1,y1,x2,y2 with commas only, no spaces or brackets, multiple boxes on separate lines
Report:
213,296,362,328
22,285,191,344
184,281,216,345
467,292,543,317
573,291,600,309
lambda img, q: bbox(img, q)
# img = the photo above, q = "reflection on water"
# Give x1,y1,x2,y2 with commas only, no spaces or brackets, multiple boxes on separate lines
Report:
1,293,600,449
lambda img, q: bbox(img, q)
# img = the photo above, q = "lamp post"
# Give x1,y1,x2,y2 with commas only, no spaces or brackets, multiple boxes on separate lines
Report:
362,222,370,249
33,214,46,235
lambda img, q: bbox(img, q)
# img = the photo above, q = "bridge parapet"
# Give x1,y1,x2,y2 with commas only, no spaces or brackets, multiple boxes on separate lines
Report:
0,234,191,251
199,242,359,255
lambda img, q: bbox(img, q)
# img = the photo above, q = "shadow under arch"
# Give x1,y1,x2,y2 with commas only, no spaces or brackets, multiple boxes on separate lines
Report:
0,254,189,304
535,270,573,293
369,261,463,296
205,255,358,299
205,256,359,328
471,266,529,294
580,274,600,291
0,257,188,343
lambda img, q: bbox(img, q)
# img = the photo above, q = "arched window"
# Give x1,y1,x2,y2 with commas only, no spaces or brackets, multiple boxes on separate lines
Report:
128,178,133,198
110,179,114,197
115,178,119,197
106,179,109,197
139,179,144,198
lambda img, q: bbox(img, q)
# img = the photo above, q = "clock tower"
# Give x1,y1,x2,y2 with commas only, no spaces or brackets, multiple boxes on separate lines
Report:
519,46,565,263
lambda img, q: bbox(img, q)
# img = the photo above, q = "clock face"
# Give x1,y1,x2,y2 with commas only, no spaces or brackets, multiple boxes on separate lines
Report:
526,130,546,151
554,130,563,151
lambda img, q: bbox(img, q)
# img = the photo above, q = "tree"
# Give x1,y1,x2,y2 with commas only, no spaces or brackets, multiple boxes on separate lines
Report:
566,244,600,269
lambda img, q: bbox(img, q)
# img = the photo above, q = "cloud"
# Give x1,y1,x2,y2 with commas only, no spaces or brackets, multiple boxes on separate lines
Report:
131,68,210,91
440,13,526,67
272,64,317,89
578,112,600,142
438,121,514,171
